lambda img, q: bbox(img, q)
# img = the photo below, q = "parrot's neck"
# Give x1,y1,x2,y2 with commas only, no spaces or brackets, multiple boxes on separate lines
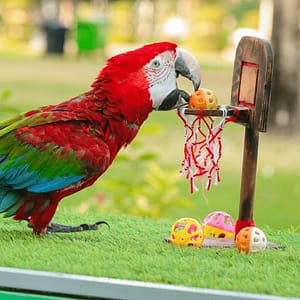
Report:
105,118,140,159
83,89,148,160
91,68,153,126
85,78,153,157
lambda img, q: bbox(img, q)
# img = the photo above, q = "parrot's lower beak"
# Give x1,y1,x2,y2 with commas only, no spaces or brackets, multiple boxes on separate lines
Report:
158,48,201,111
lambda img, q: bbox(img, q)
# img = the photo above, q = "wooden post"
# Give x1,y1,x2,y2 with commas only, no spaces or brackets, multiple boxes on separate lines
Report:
231,36,273,235
239,127,259,222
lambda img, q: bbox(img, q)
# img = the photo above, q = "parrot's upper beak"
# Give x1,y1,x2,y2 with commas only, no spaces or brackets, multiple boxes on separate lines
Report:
175,48,201,91
158,48,201,111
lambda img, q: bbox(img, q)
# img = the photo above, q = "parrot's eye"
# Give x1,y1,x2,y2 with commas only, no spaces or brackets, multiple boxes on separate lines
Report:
150,58,162,69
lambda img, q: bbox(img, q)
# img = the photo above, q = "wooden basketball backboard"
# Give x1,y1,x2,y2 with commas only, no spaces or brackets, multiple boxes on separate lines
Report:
231,36,273,132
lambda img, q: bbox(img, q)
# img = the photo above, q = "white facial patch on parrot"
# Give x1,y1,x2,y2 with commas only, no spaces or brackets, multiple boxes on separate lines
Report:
143,50,177,110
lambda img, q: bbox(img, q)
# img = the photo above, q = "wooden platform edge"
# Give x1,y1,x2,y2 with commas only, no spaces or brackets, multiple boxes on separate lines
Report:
0,266,290,300
164,237,280,249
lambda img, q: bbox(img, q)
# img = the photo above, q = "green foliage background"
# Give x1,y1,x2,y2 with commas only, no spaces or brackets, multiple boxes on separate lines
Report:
0,0,260,53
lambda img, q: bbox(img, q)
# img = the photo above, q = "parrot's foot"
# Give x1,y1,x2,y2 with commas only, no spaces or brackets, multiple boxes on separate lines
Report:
27,221,110,235
46,221,110,234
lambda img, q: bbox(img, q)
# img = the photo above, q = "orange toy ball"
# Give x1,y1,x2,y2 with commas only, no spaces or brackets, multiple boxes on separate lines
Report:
188,88,218,109
189,89,207,109
236,226,267,254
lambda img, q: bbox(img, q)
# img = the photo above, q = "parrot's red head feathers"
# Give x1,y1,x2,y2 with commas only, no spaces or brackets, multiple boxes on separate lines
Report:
100,41,177,76
91,41,200,125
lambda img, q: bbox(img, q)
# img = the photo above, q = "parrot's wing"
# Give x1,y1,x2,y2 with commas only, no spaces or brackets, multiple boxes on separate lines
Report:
0,122,110,195
0,110,81,138
0,120,110,223
0,113,26,130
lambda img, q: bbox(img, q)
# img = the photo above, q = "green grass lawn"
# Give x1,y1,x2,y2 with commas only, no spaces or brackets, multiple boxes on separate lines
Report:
0,54,299,297
0,209,299,298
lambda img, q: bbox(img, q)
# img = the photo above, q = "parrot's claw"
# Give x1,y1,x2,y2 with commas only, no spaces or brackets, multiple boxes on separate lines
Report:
46,221,110,234
27,220,110,234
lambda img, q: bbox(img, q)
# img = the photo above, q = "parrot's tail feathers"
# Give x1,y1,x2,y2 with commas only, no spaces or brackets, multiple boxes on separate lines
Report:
4,202,24,218
0,189,60,234
13,194,60,234
0,190,21,214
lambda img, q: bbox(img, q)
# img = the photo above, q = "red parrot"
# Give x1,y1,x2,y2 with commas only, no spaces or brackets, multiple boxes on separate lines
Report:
0,42,200,234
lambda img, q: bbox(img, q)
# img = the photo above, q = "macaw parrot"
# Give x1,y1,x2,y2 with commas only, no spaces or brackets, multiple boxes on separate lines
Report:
0,42,201,234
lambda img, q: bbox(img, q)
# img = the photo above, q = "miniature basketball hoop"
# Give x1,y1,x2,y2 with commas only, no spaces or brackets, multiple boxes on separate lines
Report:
177,105,242,193
175,36,278,247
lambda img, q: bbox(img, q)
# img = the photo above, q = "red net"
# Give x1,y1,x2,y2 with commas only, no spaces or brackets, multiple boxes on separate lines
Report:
177,106,238,193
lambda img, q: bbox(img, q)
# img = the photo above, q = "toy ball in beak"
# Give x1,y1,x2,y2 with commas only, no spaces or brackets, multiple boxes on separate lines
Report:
188,88,218,109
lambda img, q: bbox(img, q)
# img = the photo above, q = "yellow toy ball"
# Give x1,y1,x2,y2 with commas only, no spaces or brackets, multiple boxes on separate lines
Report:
170,218,204,247
235,226,267,254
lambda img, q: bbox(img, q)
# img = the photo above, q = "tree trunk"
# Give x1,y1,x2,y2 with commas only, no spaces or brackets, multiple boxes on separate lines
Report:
270,0,300,133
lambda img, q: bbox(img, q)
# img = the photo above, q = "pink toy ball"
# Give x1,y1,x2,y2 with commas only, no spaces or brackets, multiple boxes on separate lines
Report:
202,211,235,238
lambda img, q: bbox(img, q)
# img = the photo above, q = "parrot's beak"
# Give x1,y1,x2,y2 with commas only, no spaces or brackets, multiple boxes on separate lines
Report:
175,48,201,91
158,48,201,111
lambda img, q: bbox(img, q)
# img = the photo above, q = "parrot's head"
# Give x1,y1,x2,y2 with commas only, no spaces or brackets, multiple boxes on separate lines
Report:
93,41,201,124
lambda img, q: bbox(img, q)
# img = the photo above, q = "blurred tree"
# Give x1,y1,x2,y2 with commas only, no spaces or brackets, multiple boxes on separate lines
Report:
133,0,155,41
270,0,300,133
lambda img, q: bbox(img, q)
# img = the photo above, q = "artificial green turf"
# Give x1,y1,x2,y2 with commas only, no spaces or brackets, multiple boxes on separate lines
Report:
0,209,299,298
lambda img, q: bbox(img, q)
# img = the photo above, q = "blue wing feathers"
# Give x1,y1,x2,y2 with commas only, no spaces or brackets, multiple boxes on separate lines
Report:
0,160,39,190
11,174,39,190
27,175,84,193
0,165,28,182
0,156,84,193
3,165,32,184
